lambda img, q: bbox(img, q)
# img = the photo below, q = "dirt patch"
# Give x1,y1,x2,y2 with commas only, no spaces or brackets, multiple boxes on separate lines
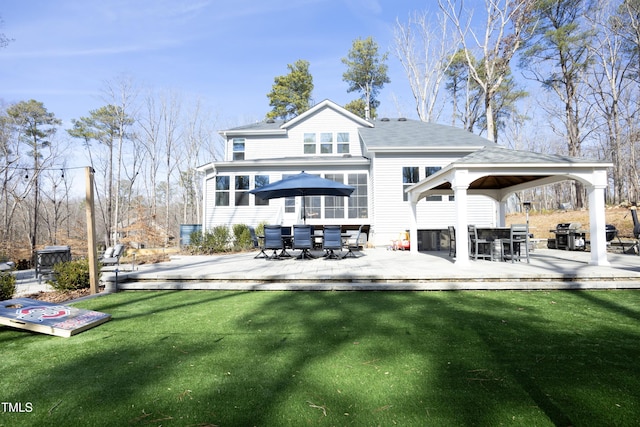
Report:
506,206,635,240
22,288,100,303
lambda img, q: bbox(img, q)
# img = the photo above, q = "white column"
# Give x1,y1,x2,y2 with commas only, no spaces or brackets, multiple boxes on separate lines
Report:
453,170,470,266
588,183,610,266
409,196,419,255
497,200,508,227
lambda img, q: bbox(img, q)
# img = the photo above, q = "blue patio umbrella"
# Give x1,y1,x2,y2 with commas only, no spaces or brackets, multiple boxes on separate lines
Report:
249,172,355,222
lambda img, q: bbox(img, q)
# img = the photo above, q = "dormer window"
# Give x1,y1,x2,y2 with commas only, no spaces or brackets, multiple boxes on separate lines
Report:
232,138,245,160
303,132,350,155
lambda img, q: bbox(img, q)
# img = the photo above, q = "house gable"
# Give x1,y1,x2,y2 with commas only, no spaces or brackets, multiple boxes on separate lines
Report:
218,100,371,162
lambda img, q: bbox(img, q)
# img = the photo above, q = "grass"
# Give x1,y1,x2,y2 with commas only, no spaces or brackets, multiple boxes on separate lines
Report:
2,290,640,426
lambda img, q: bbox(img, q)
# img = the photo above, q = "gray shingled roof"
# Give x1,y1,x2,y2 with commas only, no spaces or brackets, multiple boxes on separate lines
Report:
222,119,284,132
455,144,602,165
358,119,491,148
222,117,493,149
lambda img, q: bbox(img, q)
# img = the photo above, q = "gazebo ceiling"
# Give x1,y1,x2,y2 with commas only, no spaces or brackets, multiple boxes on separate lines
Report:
469,174,552,190
431,175,552,191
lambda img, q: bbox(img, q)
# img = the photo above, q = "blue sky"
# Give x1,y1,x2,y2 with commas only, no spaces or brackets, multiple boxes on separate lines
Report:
1,0,446,128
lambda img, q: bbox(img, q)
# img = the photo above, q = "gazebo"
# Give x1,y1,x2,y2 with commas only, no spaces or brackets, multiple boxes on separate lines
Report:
405,145,613,266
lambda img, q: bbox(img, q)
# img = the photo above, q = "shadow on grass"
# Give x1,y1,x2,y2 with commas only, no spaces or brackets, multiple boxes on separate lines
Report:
2,290,640,426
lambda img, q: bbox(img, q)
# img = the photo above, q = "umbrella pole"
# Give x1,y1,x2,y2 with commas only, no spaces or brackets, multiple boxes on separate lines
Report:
302,195,306,224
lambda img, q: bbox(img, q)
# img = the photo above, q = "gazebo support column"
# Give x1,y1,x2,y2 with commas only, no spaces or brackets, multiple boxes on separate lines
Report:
588,183,610,266
498,200,508,227
409,197,418,255
453,171,470,266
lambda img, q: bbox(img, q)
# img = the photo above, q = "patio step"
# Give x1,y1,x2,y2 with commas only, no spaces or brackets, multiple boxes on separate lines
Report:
109,278,640,292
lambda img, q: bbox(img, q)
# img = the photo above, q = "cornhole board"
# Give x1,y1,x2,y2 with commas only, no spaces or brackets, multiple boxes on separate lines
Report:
0,298,111,337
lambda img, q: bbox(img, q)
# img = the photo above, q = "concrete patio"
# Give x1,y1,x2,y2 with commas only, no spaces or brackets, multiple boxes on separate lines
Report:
85,246,640,292
13,246,640,297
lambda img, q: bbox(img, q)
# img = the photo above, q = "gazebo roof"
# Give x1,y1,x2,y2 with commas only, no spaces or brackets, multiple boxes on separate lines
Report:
404,144,613,266
454,145,602,165
407,145,612,200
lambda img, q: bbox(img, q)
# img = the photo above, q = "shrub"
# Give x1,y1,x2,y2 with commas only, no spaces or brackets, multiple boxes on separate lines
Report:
256,221,268,239
205,226,232,253
47,259,90,292
189,226,232,254
0,272,16,300
188,230,203,252
232,224,252,251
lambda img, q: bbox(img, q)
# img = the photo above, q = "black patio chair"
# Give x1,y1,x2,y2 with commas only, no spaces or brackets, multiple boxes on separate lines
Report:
264,225,284,260
249,226,267,259
322,225,343,259
343,225,365,258
293,225,314,259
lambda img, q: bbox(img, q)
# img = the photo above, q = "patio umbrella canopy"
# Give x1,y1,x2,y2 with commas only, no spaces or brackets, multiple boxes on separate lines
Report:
249,172,355,221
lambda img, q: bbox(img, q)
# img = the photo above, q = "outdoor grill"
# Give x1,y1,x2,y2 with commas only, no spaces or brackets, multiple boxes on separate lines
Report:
605,224,618,242
551,223,586,250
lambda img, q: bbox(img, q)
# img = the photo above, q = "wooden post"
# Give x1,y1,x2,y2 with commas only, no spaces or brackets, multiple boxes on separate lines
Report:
85,167,99,294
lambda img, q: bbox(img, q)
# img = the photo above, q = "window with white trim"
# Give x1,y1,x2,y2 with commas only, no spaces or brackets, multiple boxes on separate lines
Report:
320,133,333,153
402,167,419,202
215,176,230,206
235,175,250,206
348,173,368,218
324,174,345,218
304,133,316,154
254,175,270,206
232,138,245,160
425,166,442,201
337,132,350,153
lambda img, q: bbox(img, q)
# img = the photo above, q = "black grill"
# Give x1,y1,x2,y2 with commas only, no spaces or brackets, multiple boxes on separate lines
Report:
551,223,586,250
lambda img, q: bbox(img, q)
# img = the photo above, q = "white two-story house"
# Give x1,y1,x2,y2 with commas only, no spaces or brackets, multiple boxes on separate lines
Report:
197,99,498,248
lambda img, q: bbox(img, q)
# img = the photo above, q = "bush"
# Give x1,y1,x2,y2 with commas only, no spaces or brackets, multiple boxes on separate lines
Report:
232,224,252,251
0,272,16,300
188,230,203,251
205,226,232,253
256,221,268,239
47,259,90,292
189,226,232,254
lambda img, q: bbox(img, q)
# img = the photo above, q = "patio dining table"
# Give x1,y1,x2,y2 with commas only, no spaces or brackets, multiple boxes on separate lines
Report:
475,227,511,262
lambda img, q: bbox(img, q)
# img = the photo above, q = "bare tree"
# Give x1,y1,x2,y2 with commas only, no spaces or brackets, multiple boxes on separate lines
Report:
138,91,161,221
439,0,535,141
394,10,462,122
520,0,595,208
587,0,639,204
177,98,213,224
101,75,138,246
160,90,182,247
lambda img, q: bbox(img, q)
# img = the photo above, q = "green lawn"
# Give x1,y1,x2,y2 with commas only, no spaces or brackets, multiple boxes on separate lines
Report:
2,290,640,426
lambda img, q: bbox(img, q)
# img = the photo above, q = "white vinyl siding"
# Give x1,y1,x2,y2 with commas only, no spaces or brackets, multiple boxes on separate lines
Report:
370,153,497,245
235,107,363,160
208,103,498,247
